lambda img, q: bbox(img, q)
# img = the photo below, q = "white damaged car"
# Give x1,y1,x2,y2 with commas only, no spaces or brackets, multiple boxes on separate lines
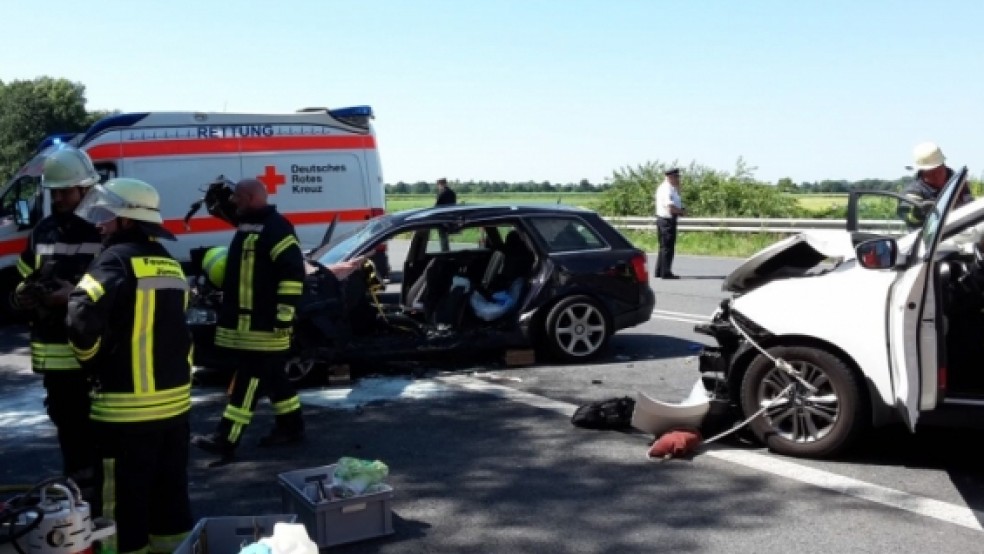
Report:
695,166,984,458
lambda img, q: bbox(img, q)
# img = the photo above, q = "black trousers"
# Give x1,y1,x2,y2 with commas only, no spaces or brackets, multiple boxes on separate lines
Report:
655,217,678,277
217,351,303,447
42,371,95,480
96,421,193,554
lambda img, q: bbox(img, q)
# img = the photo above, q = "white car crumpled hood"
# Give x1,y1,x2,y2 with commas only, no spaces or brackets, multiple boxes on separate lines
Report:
722,230,856,294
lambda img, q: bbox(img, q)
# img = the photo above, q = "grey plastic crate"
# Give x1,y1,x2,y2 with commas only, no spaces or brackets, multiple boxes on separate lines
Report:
174,514,297,554
278,464,394,548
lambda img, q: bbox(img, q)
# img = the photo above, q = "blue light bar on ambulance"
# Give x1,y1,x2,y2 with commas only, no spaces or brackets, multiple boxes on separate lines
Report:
329,106,373,119
35,133,78,153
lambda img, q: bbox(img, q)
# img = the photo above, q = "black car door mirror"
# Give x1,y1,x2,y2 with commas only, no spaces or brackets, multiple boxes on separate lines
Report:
856,238,898,269
14,199,32,227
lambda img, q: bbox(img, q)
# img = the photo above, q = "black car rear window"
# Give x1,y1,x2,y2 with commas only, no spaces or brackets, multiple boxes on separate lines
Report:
528,217,606,252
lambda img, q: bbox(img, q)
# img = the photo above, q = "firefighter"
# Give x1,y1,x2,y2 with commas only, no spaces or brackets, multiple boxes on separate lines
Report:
191,177,305,465
9,145,103,492
66,177,194,554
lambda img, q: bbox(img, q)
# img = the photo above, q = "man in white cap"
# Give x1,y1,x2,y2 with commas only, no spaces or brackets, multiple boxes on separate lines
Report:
899,141,972,229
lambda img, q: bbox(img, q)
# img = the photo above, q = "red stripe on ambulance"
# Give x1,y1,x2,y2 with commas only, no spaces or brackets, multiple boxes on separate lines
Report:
166,209,376,235
86,135,376,160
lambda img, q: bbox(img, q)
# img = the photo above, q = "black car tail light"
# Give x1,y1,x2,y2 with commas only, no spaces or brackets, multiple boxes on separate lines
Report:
374,242,387,253
630,252,648,283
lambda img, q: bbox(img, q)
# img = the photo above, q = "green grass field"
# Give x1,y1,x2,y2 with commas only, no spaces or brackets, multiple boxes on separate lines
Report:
794,194,848,212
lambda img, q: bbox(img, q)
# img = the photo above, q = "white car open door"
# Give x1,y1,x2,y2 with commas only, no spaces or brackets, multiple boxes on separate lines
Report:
887,167,969,430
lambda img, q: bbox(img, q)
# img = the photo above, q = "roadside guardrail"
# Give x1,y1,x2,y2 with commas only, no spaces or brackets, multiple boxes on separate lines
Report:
605,216,908,234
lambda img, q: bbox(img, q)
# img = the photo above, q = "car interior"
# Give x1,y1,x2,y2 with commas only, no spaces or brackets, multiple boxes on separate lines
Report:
296,223,540,352
935,239,984,397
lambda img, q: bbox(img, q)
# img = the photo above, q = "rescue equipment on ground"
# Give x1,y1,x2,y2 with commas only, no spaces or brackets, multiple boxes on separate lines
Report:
0,477,115,554
637,314,799,461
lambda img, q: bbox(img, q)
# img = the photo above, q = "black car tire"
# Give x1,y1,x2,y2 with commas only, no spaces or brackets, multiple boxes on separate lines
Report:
739,345,867,458
543,295,611,362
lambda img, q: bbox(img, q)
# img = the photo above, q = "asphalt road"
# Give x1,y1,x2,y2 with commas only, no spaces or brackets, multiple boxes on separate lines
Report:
2,252,984,553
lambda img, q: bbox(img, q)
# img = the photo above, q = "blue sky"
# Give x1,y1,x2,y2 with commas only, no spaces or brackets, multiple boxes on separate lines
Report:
3,1,981,185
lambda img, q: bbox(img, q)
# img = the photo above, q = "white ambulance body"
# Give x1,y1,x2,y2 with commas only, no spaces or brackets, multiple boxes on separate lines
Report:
0,106,385,299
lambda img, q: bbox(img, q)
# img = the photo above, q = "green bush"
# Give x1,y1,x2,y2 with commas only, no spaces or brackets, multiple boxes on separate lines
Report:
597,158,806,218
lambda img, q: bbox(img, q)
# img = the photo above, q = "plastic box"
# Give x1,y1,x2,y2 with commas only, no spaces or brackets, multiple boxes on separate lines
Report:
173,514,297,554
278,465,394,548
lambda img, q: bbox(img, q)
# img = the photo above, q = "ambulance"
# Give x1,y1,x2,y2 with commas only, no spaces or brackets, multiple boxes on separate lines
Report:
0,106,387,322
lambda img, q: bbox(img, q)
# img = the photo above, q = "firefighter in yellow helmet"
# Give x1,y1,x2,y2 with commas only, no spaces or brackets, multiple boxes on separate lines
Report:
191,177,305,465
66,177,193,554
9,144,103,494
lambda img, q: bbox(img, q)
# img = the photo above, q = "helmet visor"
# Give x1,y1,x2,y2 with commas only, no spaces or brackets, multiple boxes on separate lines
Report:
75,184,131,225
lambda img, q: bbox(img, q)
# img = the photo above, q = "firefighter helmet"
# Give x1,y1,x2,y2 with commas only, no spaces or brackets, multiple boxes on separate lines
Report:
76,178,163,225
202,246,228,288
41,145,100,189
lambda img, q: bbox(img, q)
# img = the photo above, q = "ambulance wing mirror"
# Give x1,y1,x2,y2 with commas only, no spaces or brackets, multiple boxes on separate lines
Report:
14,199,32,228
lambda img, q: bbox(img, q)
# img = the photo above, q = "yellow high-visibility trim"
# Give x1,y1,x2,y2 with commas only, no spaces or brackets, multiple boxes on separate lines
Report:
77,274,105,302
131,289,157,393
94,384,190,406
270,235,299,261
90,397,191,423
215,328,291,351
276,304,295,323
32,342,83,369
277,280,303,296
239,235,258,312
102,458,118,553
272,395,301,415
16,258,32,278
69,336,101,362
131,257,185,279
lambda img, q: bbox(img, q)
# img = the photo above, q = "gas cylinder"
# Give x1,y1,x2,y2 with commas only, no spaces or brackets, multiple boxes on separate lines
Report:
21,482,115,554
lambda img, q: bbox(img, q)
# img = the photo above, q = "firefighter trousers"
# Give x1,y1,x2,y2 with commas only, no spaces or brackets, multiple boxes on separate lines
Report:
42,371,96,481
95,420,193,554
217,351,303,447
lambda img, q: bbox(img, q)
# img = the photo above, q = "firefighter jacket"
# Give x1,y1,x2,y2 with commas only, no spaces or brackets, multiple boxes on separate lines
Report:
66,229,192,427
215,205,305,352
14,213,102,372
898,167,974,229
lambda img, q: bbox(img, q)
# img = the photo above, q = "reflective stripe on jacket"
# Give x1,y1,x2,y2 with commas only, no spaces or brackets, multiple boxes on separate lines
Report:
14,214,102,372
215,205,305,352
66,232,192,425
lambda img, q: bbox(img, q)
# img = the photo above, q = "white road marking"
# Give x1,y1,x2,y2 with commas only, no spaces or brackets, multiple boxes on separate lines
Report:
651,309,709,325
436,374,984,533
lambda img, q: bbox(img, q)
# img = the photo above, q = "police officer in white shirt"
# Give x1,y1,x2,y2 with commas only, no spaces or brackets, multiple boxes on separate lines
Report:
654,167,686,279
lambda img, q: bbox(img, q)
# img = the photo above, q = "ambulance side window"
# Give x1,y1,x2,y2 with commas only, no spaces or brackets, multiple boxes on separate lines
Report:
94,163,117,184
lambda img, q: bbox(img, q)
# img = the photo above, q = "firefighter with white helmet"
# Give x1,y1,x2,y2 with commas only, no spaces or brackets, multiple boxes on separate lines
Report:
899,142,974,229
67,177,193,554
10,144,104,498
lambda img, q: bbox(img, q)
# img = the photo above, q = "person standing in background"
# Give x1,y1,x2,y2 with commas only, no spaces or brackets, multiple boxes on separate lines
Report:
435,177,457,206
654,167,686,279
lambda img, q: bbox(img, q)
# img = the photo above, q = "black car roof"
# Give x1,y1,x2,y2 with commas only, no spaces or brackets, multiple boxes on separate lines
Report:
391,203,595,225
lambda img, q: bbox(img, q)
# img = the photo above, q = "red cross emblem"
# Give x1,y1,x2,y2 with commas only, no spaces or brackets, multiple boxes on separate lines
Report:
257,165,286,195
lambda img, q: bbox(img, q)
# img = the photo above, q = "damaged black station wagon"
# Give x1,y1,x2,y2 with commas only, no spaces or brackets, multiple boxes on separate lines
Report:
189,203,655,384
